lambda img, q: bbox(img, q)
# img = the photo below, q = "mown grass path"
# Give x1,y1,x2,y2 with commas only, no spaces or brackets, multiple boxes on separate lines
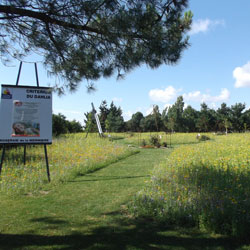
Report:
0,146,248,249
0,148,168,249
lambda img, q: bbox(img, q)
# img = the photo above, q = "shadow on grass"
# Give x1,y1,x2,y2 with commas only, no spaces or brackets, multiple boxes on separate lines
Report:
0,214,249,250
68,175,150,182
30,217,68,225
172,141,200,146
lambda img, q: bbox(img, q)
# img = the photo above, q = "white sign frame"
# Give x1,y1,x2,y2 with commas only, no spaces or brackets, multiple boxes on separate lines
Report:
0,85,52,144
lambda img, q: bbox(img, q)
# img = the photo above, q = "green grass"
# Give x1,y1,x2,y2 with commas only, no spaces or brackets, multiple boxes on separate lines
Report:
0,135,249,249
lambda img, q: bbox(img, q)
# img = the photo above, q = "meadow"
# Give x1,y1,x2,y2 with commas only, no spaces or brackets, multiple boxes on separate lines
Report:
0,133,137,195
0,132,249,249
131,133,250,238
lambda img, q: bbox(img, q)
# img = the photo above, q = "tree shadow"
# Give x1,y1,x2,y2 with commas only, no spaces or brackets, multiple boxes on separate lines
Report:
0,214,249,250
30,217,68,225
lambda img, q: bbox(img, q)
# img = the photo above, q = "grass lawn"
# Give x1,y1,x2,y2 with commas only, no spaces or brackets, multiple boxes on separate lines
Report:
0,140,249,249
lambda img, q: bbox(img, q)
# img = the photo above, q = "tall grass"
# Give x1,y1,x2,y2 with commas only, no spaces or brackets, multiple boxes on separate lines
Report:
0,133,137,195
132,133,250,237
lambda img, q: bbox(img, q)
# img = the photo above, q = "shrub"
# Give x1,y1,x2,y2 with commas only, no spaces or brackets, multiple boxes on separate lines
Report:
150,135,161,147
197,134,210,141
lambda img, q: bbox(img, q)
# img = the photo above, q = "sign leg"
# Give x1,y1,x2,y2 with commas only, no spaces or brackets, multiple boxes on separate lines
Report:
34,63,40,87
0,145,6,176
15,61,23,86
44,144,51,182
23,145,26,165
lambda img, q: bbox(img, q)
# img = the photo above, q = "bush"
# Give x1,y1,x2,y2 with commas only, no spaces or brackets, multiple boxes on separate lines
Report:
196,134,210,141
150,135,161,148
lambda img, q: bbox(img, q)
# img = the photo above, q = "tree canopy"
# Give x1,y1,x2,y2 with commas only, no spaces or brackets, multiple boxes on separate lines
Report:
0,0,192,93
52,113,83,136
60,99,250,134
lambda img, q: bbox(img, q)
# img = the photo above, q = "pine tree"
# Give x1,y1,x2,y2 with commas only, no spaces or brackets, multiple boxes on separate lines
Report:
0,1,192,93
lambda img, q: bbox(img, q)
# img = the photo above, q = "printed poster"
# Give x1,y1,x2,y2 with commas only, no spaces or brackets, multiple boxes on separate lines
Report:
12,101,40,137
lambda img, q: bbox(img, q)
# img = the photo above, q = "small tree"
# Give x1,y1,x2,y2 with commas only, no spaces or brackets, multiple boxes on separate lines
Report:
105,112,124,132
99,100,109,131
223,118,232,135
84,112,97,134
52,113,68,136
129,112,144,132
67,120,83,133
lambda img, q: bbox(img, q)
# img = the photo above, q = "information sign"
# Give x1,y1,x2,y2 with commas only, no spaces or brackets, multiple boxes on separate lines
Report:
0,85,52,144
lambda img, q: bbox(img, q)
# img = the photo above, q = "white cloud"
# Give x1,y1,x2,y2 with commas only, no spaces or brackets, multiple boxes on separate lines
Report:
189,18,225,35
217,89,230,101
146,106,154,116
123,107,143,121
210,102,217,109
149,86,229,109
53,109,82,115
149,86,178,102
163,103,172,110
182,91,202,102
183,88,230,103
112,97,123,102
123,110,133,121
233,61,250,88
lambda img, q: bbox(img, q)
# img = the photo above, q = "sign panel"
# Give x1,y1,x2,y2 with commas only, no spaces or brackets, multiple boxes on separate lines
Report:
0,85,52,144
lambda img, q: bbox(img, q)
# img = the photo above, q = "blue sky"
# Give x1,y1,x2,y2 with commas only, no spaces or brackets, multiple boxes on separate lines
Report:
1,0,250,125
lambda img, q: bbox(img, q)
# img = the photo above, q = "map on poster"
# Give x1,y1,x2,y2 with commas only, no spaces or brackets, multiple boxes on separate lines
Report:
0,85,52,144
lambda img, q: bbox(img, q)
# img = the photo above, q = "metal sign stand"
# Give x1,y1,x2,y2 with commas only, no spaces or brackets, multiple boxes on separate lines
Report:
0,61,51,182
91,103,104,137
86,103,104,138
0,145,6,176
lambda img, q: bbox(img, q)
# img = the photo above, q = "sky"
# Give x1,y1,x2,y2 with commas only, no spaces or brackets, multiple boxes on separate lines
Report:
1,0,250,125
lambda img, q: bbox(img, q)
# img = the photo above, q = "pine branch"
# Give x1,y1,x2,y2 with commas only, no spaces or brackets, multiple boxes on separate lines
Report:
0,5,101,35
45,22,66,63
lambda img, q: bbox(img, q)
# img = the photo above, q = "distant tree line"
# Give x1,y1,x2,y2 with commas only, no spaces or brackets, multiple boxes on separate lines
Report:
53,113,83,136
84,97,250,133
